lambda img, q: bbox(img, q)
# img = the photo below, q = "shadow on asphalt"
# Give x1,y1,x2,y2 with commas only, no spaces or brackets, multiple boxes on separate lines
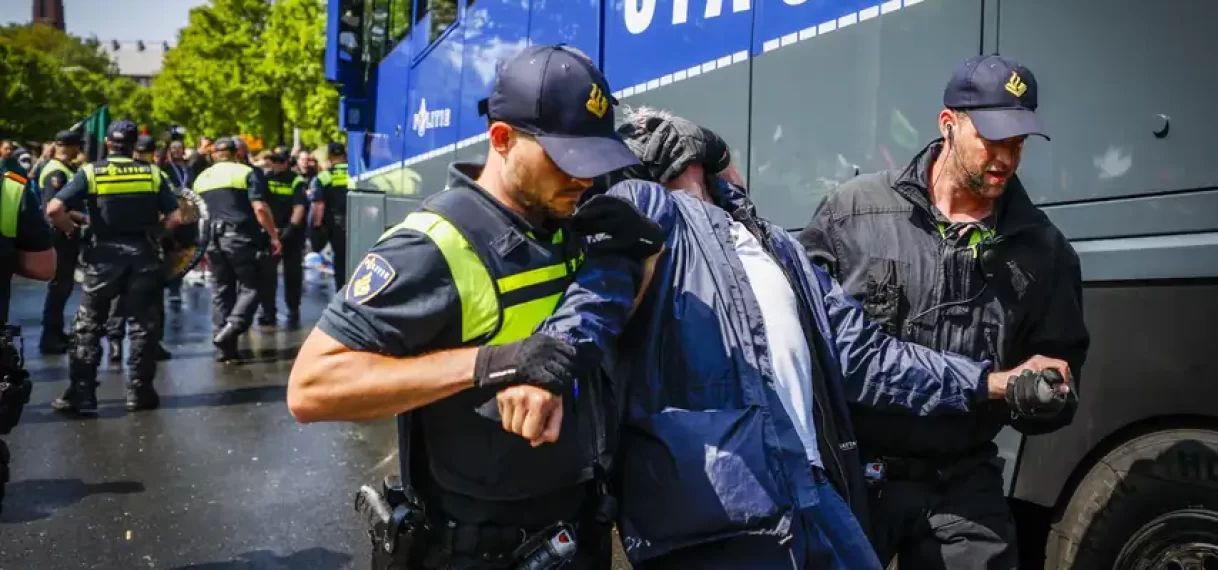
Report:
0,478,146,524
16,385,289,424
163,547,354,569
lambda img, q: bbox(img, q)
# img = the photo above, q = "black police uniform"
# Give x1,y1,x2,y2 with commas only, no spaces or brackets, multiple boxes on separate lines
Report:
797,56,1090,569
49,123,178,414
194,143,272,360
256,166,307,326
104,138,173,363
37,130,83,354
323,165,617,570
316,45,648,569
308,146,348,291
0,164,55,512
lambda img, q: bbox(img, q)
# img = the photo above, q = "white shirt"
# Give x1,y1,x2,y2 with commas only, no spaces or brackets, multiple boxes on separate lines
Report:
730,220,822,466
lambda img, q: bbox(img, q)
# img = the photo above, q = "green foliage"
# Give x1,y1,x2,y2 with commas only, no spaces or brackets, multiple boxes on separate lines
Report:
153,0,342,149
261,0,341,148
1,0,342,150
0,24,153,142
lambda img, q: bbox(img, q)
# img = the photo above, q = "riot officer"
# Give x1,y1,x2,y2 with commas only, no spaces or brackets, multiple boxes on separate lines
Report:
0,157,56,514
195,138,281,362
104,135,173,363
255,148,307,328
36,130,84,354
308,142,349,291
288,45,650,569
45,121,182,414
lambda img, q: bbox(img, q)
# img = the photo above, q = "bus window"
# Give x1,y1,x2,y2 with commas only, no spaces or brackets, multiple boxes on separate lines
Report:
389,0,414,46
363,0,390,64
416,0,458,45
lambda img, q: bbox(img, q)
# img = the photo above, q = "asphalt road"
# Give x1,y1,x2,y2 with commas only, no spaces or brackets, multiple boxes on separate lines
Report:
0,270,400,569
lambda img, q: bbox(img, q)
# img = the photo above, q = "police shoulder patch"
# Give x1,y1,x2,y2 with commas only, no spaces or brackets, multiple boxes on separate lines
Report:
347,253,396,305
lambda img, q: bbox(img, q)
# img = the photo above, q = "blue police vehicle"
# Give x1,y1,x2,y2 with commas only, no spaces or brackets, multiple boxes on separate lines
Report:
325,1,1218,568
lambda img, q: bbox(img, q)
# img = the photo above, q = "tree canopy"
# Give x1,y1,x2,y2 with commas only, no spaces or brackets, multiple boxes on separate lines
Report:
153,0,342,150
0,23,154,143
1,0,342,150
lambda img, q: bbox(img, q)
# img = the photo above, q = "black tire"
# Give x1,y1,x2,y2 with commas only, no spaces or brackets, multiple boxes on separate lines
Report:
1047,429,1218,570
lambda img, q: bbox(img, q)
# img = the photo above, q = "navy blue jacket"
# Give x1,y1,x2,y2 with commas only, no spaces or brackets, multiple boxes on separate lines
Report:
539,179,993,563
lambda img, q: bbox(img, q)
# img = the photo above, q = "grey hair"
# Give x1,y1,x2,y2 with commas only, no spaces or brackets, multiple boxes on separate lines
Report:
616,104,679,131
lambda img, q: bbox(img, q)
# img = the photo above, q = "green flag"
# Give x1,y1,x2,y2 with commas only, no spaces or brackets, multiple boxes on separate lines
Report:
71,105,111,163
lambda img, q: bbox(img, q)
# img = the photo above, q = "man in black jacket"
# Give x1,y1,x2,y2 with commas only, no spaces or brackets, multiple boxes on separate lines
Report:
798,55,1090,569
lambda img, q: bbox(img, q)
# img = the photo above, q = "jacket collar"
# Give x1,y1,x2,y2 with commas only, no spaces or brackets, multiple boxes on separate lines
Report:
893,139,1050,237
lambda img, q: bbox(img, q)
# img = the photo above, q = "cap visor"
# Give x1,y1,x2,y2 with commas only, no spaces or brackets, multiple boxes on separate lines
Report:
536,134,641,179
969,109,1049,141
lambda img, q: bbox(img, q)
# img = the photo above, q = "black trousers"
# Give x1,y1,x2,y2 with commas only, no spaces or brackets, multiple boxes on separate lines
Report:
105,286,164,344
69,239,162,383
207,226,267,335
41,234,80,337
257,233,304,321
327,217,347,291
867,454,1017,570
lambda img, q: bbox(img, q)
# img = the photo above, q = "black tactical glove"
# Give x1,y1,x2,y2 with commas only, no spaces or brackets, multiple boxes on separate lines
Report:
571,195,664,260
621,117,730,184
473,334,581,394
1005,368,1068,420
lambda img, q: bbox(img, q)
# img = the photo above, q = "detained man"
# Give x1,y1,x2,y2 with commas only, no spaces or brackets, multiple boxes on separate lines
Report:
494,108,1072,569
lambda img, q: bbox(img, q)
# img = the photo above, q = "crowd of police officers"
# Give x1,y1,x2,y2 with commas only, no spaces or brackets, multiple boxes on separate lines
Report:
0,115,351,515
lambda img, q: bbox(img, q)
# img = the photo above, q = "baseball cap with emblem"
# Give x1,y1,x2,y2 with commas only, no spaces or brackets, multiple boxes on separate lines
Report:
943,54,1048,142
478,44,640,179
107,120,139,144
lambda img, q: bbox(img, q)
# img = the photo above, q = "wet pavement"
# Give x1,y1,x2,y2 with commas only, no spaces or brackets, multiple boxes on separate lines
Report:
0,270,398,569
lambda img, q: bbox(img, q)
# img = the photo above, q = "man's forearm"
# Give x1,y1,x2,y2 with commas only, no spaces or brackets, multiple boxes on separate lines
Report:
288,329,477,423
290,205,305,226
311,202,325,226
46,200,76,234
252,203,278,236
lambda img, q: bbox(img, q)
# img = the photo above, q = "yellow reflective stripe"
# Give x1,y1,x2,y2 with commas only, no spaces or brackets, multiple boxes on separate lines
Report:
392,212,499,343
268,181,294,195
194,162,252,194
489,293,563,346
496,263,569,294
96,174,155,183
1,178,23,238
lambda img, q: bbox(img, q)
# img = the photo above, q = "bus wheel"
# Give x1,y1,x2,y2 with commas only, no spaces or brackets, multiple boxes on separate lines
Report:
1047,429,1218,570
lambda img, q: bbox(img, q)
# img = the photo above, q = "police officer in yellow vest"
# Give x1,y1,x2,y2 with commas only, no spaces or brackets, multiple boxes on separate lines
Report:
0,156,56,514
45,120,182,414
307,141,349,291
287,45,653,569
195,138,281,362
255,147,307,328
105,135,174,363
36,130,83,354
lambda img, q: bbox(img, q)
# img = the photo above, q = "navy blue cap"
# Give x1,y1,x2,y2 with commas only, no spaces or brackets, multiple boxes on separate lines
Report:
135,135,156,153
107,120,139,144
478,44,640,179
327,141,346,156
943,54,1048,141
55,130,83,145
213,137,237,152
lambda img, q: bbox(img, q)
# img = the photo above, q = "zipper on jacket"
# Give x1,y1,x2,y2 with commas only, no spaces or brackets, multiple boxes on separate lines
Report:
753,223,854,510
